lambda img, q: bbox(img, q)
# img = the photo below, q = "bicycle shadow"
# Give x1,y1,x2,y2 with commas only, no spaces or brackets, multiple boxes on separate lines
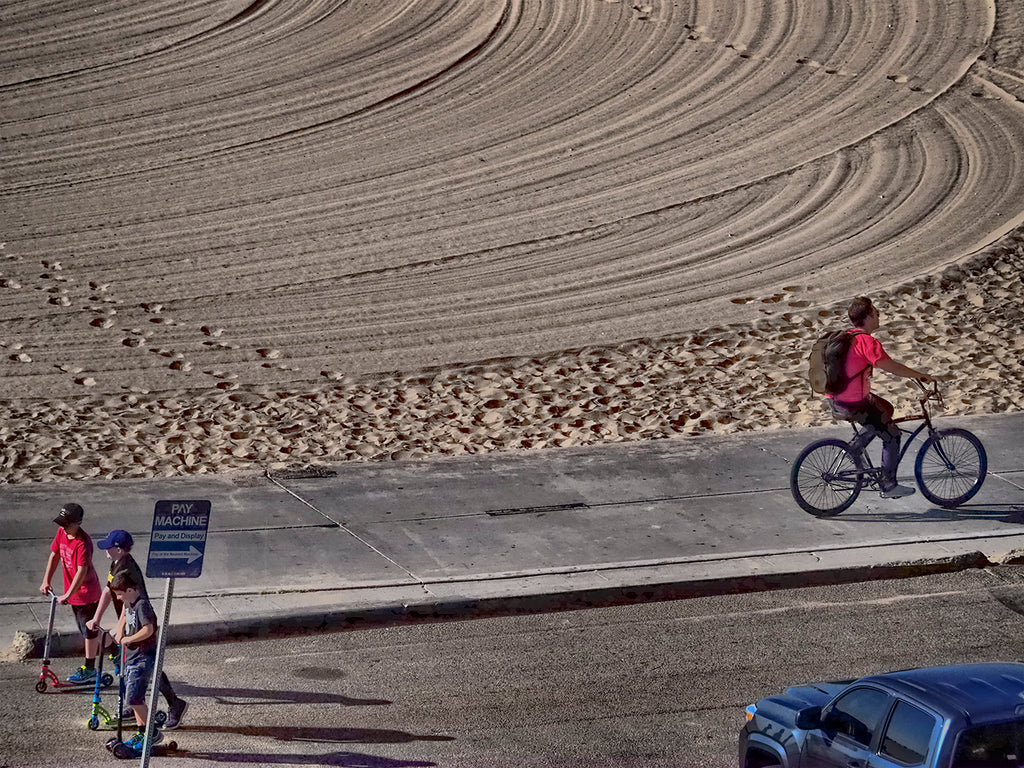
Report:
841,503,1024,524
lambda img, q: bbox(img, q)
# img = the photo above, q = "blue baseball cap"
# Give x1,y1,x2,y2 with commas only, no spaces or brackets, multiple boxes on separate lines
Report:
97,529,133,550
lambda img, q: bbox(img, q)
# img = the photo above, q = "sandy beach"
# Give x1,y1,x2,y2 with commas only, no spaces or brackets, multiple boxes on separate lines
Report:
2,0,1022,484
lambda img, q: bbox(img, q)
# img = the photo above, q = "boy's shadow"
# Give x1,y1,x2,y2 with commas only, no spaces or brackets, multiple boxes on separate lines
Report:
174,682,391,708
182,724,454,745
178,750,437,766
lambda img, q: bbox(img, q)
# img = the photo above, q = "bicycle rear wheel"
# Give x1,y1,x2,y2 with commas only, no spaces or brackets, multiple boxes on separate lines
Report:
791,439,865,517
914,428,987,509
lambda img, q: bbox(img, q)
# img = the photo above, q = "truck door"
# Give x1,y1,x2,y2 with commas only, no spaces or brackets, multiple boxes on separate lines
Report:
870,700,938,767
802,687,893,768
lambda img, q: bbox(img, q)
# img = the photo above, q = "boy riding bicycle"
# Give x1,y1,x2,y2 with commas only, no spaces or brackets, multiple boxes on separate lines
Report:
828,297,934,498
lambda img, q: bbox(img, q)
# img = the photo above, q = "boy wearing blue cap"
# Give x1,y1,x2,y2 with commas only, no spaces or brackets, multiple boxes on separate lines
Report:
88,529,189,730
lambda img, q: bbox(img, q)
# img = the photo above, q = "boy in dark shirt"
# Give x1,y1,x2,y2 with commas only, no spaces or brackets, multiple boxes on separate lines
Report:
111,570,163,750
88,529,188,730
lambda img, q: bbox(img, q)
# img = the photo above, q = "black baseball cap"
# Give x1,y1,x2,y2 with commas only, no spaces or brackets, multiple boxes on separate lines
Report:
53,502,84,526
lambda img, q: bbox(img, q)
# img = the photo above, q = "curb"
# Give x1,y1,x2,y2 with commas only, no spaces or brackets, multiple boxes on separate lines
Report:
14,549,994,661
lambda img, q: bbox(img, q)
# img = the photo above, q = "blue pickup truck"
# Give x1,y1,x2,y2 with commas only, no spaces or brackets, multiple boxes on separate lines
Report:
739,663,1024,767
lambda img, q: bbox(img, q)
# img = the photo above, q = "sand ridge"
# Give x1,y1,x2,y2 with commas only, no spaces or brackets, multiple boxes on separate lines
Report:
2,0,1024,483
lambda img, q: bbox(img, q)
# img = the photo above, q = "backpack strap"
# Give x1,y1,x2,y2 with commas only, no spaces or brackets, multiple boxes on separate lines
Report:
846,329,871,380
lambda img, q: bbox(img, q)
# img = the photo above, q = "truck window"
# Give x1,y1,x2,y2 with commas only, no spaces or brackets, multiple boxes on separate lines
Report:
953,721,1024,767
823,687,891,747
880,701,936,765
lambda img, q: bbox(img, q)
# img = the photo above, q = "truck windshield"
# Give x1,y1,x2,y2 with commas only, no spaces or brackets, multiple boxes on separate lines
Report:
953,721,1024,767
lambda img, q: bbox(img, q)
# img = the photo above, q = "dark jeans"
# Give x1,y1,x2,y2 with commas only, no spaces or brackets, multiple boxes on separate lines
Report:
832,394,901,489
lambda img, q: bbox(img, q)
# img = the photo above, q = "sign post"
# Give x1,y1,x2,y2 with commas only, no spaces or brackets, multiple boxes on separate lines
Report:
140,500,210,767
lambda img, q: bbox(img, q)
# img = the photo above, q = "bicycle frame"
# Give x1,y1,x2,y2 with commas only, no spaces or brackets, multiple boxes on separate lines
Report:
847,383,942,474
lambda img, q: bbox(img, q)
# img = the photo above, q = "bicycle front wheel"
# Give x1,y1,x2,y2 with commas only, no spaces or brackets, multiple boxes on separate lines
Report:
914,428,987,509
791,439,865,517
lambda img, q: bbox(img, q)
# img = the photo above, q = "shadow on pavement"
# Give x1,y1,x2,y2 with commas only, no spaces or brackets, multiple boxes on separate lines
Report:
840,504,1024,524
181,724,454,745
175,682,391,707
177,750,436,766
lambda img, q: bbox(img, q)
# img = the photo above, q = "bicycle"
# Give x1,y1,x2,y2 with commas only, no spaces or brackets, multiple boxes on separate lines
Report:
790,381,987,517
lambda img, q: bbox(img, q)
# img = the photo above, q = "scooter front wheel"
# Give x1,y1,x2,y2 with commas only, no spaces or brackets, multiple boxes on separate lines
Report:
101,673,114,687
35,680,47,693
88,715,99,730
112,742,134,759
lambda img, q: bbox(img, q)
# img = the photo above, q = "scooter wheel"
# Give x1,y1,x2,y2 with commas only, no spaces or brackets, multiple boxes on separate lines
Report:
154,710,167,726
166,741,177,751
101,673,114,687
105,737,118,751
112,742,134,759
35,680,47,693
88,715,99,730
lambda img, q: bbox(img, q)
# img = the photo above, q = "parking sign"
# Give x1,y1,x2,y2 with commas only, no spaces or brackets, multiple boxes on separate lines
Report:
146,500,211,579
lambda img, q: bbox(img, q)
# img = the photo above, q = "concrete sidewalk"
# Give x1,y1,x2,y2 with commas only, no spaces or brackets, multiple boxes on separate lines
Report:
3,412,1023,660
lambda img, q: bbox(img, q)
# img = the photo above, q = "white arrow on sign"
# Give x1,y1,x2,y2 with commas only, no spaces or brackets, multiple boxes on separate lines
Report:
148,545,204,564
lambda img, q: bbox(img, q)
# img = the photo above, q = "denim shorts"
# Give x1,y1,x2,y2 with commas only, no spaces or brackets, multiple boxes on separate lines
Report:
125,653,155,706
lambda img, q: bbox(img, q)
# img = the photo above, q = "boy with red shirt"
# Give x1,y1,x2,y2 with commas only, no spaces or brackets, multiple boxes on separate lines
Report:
39,502,104,683
829,297,934,498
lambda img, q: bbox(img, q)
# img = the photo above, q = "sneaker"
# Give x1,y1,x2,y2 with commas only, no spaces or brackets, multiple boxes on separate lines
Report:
881,483,916,499
67,665,97,684
164,698,188,730
125,729,163,749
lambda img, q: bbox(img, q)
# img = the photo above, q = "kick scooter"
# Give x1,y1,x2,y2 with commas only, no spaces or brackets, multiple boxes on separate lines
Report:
36,590,113,693
106,644,174,759
87,630,137,730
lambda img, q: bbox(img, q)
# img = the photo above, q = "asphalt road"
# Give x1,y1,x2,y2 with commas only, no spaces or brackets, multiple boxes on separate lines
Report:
3,568,1024,768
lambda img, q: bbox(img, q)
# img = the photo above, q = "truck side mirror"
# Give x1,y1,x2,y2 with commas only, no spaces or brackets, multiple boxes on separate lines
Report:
795,706,823,730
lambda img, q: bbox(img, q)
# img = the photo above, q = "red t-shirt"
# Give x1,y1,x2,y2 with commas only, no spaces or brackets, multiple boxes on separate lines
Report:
831,330,891,404
50,528,102,605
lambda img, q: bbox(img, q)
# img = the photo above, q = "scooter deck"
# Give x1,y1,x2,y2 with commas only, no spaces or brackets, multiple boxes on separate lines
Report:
38,679,113,693
90,715,137,731
107,740,179,759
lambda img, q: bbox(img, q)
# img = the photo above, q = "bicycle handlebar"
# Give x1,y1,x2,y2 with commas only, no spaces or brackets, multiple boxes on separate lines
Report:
912,378,944,409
